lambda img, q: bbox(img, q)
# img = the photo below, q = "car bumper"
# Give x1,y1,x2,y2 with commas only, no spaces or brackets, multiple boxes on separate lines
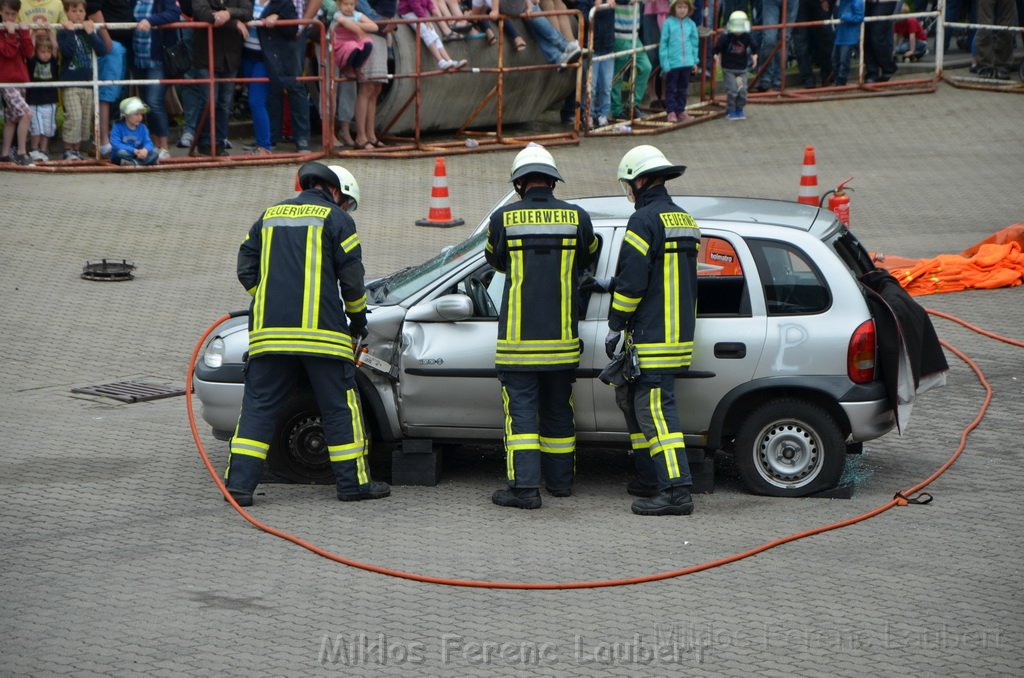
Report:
192,372,244,437
841,399,896,441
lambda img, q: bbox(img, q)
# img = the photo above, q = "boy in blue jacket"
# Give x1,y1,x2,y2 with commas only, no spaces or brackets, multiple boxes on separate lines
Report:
110,96,159,166
658,0,699,123
832,0,864,86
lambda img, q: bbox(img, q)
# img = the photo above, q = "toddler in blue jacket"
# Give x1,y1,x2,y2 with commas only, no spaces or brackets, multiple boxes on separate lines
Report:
110,97,159,166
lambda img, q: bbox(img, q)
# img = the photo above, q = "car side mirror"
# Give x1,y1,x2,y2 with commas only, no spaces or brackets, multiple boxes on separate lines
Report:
406,294,475,322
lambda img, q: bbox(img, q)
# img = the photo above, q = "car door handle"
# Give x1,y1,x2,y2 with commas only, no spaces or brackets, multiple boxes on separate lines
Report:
714,342,746,359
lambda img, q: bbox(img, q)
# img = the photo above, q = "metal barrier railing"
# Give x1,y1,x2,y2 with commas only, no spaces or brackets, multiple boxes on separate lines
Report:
1,6,1020,170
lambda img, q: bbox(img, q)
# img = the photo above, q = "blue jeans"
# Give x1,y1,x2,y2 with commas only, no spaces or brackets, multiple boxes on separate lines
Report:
590,56,613,119
664,67,691,115
131,64,169,138
110,148,160,165
524,5,570,64
241,56,271,150
268,40,311,145
758,0,800,88
832,43,855,85
190,66,236,150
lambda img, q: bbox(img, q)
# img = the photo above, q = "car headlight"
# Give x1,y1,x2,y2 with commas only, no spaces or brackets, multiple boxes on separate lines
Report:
203,337,225,368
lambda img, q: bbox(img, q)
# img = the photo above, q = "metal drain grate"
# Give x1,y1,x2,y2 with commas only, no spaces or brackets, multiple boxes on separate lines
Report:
71,381,186,403
82,259,136,281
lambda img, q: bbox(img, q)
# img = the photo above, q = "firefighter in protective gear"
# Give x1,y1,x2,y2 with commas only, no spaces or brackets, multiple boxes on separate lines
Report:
604,144,700,515
225,161,390,506
485,143,598,509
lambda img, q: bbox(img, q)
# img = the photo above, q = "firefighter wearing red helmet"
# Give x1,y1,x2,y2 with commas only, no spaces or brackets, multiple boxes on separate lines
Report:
585,145,700,515
486,143,598,509
225,161,389,506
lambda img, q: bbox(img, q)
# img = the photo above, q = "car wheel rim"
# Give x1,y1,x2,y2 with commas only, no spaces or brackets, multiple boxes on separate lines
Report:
287,415,331,470
753,419,822,489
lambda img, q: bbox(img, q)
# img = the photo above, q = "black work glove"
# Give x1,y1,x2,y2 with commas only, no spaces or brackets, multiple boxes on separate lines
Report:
580,275,615,294
349,313,368,341
604,330,622,359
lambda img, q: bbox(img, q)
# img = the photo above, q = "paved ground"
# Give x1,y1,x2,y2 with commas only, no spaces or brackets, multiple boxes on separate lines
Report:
1,83,1022,676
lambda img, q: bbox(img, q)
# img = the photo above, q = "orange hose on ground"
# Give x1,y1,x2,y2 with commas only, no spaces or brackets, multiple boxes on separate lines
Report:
185,308,1010,589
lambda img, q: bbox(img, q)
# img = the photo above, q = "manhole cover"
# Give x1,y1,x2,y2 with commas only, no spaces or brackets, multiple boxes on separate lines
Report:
71,381,185,403
82,259,135,281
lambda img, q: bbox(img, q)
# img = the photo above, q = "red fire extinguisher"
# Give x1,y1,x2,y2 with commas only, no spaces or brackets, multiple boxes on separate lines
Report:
821,176,854,226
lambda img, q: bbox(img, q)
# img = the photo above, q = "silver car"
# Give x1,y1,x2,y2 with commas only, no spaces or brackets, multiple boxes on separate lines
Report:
193,194,896,497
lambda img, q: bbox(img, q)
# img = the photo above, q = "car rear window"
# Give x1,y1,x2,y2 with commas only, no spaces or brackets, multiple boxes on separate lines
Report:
747,239,831,315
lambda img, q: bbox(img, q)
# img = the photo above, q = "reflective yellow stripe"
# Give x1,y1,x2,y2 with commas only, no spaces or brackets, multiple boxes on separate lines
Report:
254,226,273,330
249,342,355,361
589,236,599,254
356,455,369,485
539,435,575,454
230,437,269,461
506,433,541,450
302,225,323,330
246,286,257,297
507,249,524,341
612,292,641,314
650,387,682,479
497,338,580,352
495,353,580,367
502,386,514,480
346,294,367,314
664,251,678,343
634,342,694,370
560,238,573,340
340,232,360,253
624,229,649,256
630,433,649,450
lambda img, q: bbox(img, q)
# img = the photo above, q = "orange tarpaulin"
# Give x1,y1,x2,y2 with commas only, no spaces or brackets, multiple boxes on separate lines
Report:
871,224,1024,296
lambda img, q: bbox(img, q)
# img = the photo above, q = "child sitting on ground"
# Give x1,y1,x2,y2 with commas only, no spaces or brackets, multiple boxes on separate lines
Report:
659,0,699,123
57,0,108,160
332,0,377,74
398,0,468,71
109,96,159,166
713,10,757,120
27,29,58,161
0,0,36,165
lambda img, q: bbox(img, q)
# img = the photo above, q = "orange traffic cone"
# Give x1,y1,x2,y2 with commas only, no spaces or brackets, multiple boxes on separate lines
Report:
797,145,819,206
416,157,465,228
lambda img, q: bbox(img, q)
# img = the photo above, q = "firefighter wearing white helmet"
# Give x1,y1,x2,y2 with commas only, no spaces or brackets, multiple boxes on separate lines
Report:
485,143,598,509
587,144,700,516
228,161,389,507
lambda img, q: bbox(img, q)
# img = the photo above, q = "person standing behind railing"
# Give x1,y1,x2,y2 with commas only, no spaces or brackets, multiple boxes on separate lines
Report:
132,0,182,157
611,0,651,119
863,0,898,82
27,29,58,161
1,0,36,165
753,0,800,91
189,0,252,155
240,0,296,153
353,0,394,148
58,0,109,159
89,0,134,155
831,0,862,85
266,0,317,152
659,0,698,122
975,0,1019,79
18,0,66,28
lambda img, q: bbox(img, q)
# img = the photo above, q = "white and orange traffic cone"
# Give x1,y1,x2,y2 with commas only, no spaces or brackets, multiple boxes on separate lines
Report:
797,145,819,206
416,157,465,228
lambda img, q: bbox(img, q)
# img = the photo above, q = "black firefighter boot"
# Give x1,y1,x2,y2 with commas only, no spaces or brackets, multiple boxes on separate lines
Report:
492,487,542,509
631,486,694,516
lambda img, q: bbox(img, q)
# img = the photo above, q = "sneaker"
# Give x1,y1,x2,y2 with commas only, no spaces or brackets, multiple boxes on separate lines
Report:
63,149,82,160
223,138,233,149
295,139,310,152
176,131,194,148
558,41,581,65
666,112,678,122
437,58,455,70
632,109,649,120
157,147,171,160
492,487,542,509
596,114,609,126
735,108,746,120
726,111,740,121
338,480,391,502
99,144,111,157
631,486,694,516
994,68,1011,80
679,111,691,121
119,158,140,166
28,150,49,162
13,153,35,166
450,58,468,70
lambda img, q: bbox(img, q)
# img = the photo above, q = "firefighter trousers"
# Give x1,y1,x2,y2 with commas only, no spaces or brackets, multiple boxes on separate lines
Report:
226,355,371,496
615,373,693,489
498,369,576,491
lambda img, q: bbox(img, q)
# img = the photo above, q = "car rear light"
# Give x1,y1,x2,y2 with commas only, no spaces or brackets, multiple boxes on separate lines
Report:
847,320,876,384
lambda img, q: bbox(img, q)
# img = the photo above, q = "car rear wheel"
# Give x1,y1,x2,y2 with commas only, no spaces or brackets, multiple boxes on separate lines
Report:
267,391,380,485
733,398,846,497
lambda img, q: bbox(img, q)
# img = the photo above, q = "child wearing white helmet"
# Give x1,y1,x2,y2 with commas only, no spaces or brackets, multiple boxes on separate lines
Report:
109,97,159,166
713,10,758,120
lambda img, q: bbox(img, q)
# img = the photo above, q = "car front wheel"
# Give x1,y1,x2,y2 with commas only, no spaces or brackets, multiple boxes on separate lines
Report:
733,398,846,497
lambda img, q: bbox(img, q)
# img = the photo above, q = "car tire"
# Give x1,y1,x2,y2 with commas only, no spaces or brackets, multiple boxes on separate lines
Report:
267,390,380,485
733,398,846,497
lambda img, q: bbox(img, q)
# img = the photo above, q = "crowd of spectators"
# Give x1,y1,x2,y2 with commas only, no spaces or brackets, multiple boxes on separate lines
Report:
0,0,1021,166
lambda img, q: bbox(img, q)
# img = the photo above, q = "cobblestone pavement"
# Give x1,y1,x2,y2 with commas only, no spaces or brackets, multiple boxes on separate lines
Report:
1,84,1022,677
